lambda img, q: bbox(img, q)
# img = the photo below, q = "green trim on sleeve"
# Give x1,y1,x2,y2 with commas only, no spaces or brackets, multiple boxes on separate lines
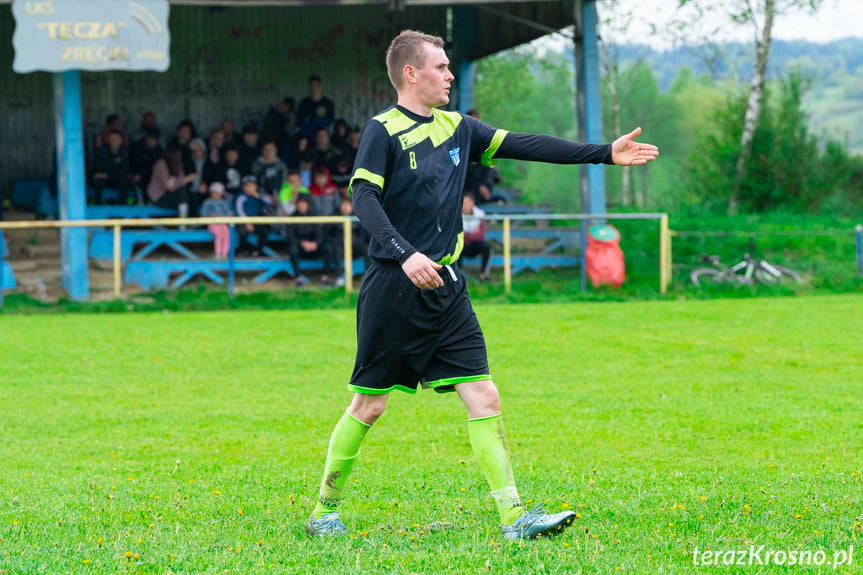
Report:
481,129,509,167
348,168,385,196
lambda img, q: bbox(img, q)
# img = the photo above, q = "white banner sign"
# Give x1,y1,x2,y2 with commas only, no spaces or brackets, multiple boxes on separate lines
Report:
12,0,170,73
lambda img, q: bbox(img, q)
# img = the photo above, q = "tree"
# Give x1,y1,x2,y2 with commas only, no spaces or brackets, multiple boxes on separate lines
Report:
674,0,824,214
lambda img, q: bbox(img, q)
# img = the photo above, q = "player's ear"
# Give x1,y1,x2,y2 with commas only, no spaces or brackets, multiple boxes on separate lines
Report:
403,64,416,85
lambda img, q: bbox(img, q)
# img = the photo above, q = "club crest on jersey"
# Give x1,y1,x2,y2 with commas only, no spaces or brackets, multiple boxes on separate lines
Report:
449,147,460,167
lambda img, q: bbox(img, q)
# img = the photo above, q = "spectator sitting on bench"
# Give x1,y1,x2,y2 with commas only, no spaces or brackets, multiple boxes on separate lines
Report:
188,138,209,216
131,111,162,146
130,128,163,201
169,119,197,176
284,193,336,288
200,182,234,259
147,146,196,218
94,113,128,149
330,157,352,199
238,123,261,176
298,150,316,188
92,129,132,205
252,140,288,204
278,169,309,217
235,175,273,257
460,191,492,281
219,118,240,145
309,165,339,218
206,142,243,198
340,127,361,167
207,128,225,166
312,127,342,171
465,109,505,205
329,196,370,287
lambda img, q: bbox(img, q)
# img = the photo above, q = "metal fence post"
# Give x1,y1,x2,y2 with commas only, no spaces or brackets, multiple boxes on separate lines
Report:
343,218,353,296
113,223,122,298
228,224,235,300
660,214,670,295
856,224,862,277
503,217,512,294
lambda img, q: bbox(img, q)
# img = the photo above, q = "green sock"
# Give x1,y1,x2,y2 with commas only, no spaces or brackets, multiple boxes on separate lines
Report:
312,409,370,519
468,414,526,526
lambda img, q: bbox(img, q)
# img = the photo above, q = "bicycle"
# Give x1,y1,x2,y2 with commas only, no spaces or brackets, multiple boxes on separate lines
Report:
690,237,803,287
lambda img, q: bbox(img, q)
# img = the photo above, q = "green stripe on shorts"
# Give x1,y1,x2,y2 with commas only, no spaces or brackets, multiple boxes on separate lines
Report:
425,374,492,389
347,383,419,395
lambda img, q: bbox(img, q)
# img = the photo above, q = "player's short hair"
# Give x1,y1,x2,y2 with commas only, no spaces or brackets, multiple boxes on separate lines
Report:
386,30,445,90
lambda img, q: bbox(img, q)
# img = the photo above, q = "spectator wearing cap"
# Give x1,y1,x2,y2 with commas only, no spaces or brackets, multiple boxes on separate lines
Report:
234,175,273,257
298,74,335,140
284,193,336,288
200,182,234,258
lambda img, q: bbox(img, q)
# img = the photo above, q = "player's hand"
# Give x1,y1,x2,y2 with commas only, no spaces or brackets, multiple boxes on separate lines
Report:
401,252,443,290
611,127,659,166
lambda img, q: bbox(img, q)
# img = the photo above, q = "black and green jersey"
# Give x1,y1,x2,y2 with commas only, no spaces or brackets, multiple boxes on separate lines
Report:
350,105,505,265
350,104,612,265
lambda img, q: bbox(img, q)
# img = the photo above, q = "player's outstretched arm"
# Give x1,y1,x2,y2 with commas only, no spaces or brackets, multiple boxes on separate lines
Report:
610,127,659,166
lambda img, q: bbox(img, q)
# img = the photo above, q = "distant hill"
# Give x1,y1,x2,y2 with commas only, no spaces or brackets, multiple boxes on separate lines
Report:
607,38,863,154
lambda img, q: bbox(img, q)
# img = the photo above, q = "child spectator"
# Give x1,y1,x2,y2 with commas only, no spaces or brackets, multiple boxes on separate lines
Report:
284,193,336,287
238,123,261,175
298,74,335,139
147,146,195,217
200,182,233,258
251,141,288,203
278,170,309,217
91,129,131,204
129,128,163,200
329,196,370,287
460,191,492,281
308,165,339,217
331,118,349,149
329,158,352,199
235,175,272,257
298,151,316,188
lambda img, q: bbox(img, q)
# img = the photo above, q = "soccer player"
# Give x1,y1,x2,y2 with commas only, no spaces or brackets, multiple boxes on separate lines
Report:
306,30,659,540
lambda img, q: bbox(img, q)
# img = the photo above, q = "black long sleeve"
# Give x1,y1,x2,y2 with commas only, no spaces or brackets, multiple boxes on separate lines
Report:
495,132,613,165
352,180,417,264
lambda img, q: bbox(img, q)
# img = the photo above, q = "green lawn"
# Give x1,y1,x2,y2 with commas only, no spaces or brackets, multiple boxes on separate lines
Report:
1,295,861,574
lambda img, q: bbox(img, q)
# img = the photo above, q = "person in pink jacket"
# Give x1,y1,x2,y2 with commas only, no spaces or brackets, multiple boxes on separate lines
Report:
147,146,196,218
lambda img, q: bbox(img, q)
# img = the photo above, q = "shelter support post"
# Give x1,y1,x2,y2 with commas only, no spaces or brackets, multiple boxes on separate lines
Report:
53,71,89,301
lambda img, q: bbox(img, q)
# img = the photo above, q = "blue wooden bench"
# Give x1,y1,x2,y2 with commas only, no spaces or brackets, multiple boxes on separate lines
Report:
11,178,51,211
86,205,178,220
89,229,287,262
125,257,367,290
463,227,581,274
480,204,554,216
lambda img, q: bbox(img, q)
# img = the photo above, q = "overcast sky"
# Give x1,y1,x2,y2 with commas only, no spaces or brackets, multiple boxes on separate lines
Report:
606,0,863,49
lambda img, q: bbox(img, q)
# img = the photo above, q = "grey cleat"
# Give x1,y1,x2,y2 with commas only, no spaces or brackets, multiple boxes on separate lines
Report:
305,512,347,537
500,503,576,540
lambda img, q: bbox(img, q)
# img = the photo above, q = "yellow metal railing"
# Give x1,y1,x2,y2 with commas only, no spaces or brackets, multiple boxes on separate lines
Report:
0,212,672,301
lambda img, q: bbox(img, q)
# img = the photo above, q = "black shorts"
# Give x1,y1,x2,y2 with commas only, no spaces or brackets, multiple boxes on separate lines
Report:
348,259,491,395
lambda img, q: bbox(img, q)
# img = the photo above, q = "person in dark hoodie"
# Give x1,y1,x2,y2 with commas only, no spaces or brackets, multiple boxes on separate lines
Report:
91,129,131,204
234,175,273,256
284,193,336,287
237,123,261,176
129,128,163,201
251,140,288,204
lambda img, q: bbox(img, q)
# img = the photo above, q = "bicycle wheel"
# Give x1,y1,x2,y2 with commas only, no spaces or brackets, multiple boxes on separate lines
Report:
690,268,724,287
755,263,803,285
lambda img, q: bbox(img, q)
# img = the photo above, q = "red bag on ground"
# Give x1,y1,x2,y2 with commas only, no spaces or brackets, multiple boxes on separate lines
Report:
585,224,625,288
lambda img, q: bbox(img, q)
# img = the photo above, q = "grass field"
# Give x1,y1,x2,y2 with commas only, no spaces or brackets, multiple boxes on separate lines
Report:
1,295,861,574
